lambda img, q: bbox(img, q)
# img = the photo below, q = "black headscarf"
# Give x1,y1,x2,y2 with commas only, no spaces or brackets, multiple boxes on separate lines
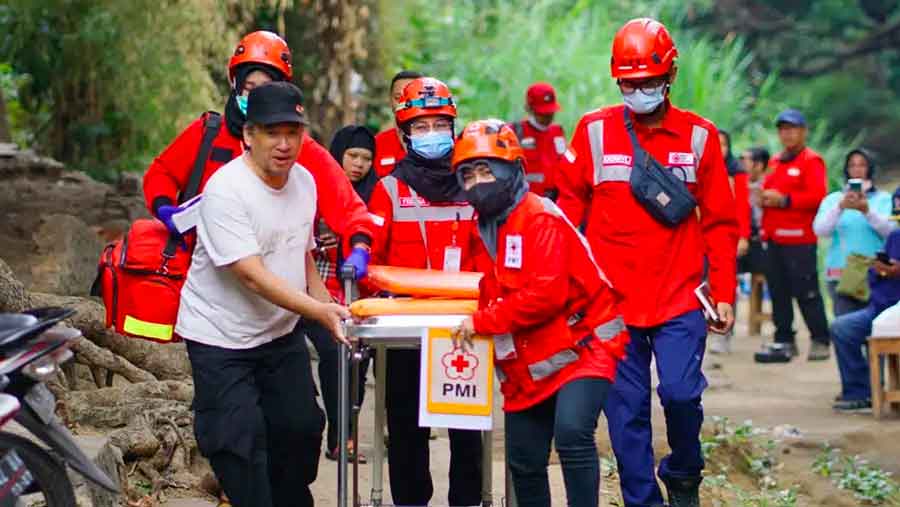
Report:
462,159,529,259
329,126,378,203
225,63,285,137
393,150,467,203
843,147,878,182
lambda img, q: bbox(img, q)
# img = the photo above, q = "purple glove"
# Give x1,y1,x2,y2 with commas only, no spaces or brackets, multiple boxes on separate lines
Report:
342,246,370,280
156,205,183,236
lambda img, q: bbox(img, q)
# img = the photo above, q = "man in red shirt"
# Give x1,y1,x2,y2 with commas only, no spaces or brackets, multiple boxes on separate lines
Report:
509,82,567,199
755,109,830,363
557,18,737,507
373,70,423,177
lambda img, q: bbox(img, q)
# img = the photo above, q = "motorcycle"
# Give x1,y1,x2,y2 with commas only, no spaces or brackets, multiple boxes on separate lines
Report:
0,307,120,505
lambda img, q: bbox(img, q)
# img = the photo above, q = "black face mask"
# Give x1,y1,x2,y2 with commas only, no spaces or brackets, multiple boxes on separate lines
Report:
465,179,515,219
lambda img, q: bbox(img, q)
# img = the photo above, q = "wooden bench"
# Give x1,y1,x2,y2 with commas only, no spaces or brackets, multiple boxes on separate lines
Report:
748,273,771,336
868,336,900,419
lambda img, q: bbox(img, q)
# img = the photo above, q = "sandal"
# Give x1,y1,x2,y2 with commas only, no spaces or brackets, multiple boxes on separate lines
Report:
325,441,368,464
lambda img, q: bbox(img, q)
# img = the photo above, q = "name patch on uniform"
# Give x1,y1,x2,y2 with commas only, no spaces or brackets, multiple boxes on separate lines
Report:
564,149,576,163
603,154,632,166
380,157,395,166
369,212,385,227
668,152,695,165
787,167,801,176
520,137,537,149
504,235,523,269
399,196,430,207
553,136,567,154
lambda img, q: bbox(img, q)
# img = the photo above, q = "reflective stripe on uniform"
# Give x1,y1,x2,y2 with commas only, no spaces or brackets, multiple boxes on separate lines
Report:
494,333,516,360
597,164,631,182
123,315,174,341
587,119,605,185
382,175,474,223
528,349,579,381
774,228,804,237
525,173,546,183
594,316,625,340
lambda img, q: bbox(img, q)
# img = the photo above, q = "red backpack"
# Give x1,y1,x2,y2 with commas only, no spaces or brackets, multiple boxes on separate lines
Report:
91,112,222,343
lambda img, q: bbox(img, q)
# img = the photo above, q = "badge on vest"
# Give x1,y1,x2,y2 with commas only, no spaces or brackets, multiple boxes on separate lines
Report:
380,157,395,166
443,246,462,273
520,137,536,149
554,136,566,154
668,152,695,165
505,235,523,269
787,167,801,176
602,154,632,166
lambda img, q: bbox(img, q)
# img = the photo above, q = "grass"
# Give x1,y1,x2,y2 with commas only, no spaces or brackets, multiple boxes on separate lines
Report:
813,445,900,505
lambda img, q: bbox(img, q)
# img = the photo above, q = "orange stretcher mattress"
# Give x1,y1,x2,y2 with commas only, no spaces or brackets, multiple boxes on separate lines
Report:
350,298,478,318
366,265,482,299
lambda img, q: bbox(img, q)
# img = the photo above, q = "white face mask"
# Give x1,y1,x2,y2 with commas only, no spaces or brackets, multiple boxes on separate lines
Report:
622,84,666,114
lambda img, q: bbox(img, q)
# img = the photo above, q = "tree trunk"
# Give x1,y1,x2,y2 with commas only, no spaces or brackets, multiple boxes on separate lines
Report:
0,87,11,143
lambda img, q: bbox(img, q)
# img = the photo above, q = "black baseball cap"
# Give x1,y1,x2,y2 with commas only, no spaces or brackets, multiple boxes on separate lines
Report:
246,81,308,126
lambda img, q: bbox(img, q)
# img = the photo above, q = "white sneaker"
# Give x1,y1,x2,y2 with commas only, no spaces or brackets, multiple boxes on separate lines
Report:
708,332,731,354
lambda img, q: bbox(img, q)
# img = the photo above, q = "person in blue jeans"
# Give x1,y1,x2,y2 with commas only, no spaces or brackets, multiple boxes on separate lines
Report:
814,148,894,317
831,200,900,412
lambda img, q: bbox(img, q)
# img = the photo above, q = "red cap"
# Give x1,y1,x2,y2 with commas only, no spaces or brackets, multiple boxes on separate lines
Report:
526,82,560,115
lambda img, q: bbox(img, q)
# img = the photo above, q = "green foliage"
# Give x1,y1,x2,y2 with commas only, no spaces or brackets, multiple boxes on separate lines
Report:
813,445,900,505
382,0,853,188
0,0,233,177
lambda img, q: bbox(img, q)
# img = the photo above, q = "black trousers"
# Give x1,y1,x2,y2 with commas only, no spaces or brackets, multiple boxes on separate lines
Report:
186,323,325,507
303,319,370,452
385,349,483,506
764,242,829,344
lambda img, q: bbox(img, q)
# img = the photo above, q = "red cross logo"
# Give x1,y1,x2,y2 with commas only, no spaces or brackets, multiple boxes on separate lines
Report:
441,347,479,381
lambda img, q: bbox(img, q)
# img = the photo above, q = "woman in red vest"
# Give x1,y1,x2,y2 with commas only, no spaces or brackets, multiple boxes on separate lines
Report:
451,119,629,507
367,77,483,507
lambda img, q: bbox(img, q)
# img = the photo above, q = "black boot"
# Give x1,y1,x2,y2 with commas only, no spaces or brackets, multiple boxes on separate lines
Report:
663,476,701,507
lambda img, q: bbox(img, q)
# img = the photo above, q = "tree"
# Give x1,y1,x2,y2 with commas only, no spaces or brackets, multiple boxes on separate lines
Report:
0,87,10,143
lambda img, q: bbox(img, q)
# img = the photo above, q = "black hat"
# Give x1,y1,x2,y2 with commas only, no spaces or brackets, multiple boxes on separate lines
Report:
246,81,307,126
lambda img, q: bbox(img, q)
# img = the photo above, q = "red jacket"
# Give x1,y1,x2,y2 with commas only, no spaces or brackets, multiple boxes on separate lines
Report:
511,120,566,196
373,127,406,178
472,193,627,412
761,147,827,245
368,175,481,271
557,103,738,327
142,113,375,250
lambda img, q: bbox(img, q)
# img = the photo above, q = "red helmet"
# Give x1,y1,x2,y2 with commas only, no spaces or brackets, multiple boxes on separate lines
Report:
394,77,457,125
610,18,677,79
451,119,524,171
228,31,293,82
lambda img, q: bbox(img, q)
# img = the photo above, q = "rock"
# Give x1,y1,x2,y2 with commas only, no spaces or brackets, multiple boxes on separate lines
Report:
30,214,103,296
772,424,803,439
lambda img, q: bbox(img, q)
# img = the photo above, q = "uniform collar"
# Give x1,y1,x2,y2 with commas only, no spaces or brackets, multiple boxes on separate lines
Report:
628,99,681,136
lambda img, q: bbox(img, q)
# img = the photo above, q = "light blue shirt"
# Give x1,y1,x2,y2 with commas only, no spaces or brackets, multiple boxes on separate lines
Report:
813,189,894,279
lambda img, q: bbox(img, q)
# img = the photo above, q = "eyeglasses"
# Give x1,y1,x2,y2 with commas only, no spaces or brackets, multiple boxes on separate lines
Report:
409,119,454,136
617,77,668,95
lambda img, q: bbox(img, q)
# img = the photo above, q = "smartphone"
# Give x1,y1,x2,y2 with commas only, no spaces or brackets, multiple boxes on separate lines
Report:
848,178,863,193
877,251,891,264
694,282,723,324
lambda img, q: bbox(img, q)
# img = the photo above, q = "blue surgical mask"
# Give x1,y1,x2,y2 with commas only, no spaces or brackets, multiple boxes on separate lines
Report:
410,131,454,159
622,84,666,114
236,94,248,116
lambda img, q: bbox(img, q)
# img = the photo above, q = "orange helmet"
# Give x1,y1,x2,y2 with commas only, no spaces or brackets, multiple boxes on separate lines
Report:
451,119,524,171
229,31,293,82
394,77,457,125
610,18,677,79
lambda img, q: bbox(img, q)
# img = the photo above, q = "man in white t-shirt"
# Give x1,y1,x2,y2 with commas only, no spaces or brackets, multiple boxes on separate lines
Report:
176,81,349,507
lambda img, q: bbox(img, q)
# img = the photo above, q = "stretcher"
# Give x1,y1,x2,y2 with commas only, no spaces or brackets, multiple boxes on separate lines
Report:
335,266,501,507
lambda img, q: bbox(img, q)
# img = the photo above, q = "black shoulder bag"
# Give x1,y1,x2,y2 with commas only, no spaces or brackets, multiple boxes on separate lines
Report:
624,108,697,227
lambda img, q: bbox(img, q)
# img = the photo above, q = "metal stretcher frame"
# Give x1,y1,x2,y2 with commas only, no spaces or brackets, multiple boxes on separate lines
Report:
336,271,497,507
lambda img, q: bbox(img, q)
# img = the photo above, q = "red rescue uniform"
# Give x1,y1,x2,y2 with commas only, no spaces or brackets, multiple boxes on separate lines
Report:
472,193,627,412
733,172,751,240
511,120,567,196
367,175,480,269
373,127,407,178
557,103,738,327
761,147,827,245
143,114,375,250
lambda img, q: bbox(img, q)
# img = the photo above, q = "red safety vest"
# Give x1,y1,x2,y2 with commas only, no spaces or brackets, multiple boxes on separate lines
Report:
761,147,827,245
473,193,628,412
511,120,566,196
368,175,480,272
557,103,738,327
373,127,407,178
